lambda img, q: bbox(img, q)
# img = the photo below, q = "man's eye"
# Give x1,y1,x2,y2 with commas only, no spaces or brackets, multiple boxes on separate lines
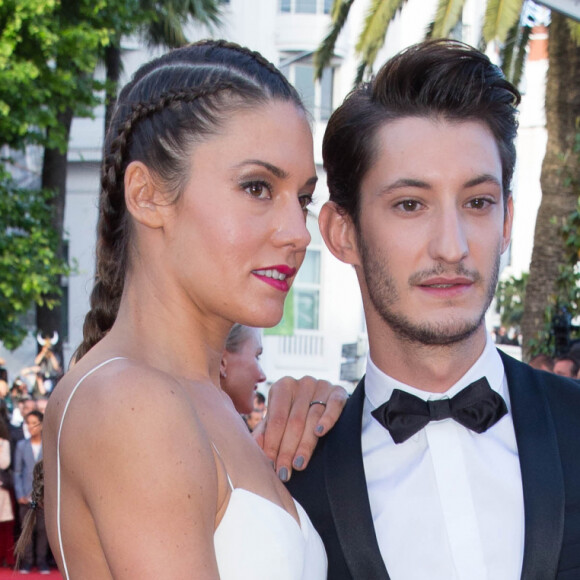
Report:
468,198,491,209
398,200,420,212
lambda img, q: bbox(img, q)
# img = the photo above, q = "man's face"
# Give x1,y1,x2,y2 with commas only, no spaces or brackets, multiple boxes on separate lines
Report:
554,359,575,377
347,117,512,347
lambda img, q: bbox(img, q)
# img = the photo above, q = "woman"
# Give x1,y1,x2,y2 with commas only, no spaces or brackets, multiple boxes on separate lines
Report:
221,324,267,416
42,40,327,579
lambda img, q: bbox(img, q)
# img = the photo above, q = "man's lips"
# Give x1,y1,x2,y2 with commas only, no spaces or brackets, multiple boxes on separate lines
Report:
416,277,474,297
418,277,474,288
252,265,297,292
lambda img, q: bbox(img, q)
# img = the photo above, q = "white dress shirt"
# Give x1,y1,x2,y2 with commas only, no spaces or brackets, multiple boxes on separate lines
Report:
362,335,524,579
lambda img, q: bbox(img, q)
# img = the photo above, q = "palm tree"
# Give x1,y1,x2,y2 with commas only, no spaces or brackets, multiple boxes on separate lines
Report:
104,0,222,131
315,0,580,359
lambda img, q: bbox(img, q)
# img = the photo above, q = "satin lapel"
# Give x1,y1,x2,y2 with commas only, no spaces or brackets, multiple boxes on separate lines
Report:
324,378,390,579
499,351,564,580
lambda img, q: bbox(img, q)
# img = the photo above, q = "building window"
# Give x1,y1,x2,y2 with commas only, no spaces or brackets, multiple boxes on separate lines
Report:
280,58,334,121
280,0,331,14
293,215,322,330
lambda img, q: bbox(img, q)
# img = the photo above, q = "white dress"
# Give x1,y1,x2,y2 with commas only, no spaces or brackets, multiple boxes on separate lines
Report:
56,358,327,579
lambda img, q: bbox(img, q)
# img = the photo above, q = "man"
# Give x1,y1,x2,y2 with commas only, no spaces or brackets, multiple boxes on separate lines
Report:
528,353,554,372
553,355,579,378
284,40,580,579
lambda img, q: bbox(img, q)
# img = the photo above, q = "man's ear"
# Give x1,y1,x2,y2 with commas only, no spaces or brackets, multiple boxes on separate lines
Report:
124,161,167,229
318,201,361,266
501,195,514,254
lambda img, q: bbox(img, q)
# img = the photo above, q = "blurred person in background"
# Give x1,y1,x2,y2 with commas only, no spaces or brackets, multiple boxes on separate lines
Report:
553,355,579,378
221,324,267,415
0,405,15,568
528,354,554,372
14,410,48,574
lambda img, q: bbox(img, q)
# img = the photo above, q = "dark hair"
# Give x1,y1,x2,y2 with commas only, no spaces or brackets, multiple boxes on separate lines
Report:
323,39,521,226
75,40,304,361
225,324,257,354
15,460,44,569
254,391,266,405
25,410,44,423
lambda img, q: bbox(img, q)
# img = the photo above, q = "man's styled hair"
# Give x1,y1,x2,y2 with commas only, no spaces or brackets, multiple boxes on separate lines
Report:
322,39,521,226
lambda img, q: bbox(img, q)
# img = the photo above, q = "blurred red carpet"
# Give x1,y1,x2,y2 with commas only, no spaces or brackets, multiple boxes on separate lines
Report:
0,569,62,578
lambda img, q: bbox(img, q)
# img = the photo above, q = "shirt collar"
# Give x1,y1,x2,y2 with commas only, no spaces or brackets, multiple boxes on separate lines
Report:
365,332,509,410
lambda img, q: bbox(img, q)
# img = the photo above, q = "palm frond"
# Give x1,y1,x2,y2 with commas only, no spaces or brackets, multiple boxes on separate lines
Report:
143,0,222,49
354,59,367,85
567,19,580,46
482,0,524,45
431,0,466,39
314,0,356,79
500,23,531,86
355,0,407,77
179,0,222,28
145,6,188,48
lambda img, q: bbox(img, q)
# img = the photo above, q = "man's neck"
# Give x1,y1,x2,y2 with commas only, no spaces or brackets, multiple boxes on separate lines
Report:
368,325,488,393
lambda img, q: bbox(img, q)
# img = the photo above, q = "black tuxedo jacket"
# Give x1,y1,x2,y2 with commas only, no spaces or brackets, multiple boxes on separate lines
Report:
287,351,580,579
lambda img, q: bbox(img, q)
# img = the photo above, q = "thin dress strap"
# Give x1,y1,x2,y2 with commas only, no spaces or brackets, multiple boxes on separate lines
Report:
211,442,234,491
56,357,126,580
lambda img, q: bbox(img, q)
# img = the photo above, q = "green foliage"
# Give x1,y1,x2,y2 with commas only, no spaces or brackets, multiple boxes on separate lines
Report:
482,0,524,46
0,168,69,350
431,0,466,39
0,0,111,152
495,272,528,328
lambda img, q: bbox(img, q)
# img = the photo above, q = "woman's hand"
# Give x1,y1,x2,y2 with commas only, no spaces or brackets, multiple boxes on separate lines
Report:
253,376,348,481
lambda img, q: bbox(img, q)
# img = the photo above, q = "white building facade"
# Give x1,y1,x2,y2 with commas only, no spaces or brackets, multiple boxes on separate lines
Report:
2,0,547,386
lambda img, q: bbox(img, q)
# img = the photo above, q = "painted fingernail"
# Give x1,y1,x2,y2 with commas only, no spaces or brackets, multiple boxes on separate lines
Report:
293,456,304,469
316,425,324,434
278,467,289,482
269,459,275,470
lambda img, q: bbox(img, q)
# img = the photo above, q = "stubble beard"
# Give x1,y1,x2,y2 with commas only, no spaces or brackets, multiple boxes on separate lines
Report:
359,235,501,347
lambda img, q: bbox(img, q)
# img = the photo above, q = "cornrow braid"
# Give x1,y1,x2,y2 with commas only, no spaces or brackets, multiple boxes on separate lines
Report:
14,460,44,570
74,40,306,362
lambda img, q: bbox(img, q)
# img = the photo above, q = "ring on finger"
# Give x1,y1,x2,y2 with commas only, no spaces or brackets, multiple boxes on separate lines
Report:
309,400,327,408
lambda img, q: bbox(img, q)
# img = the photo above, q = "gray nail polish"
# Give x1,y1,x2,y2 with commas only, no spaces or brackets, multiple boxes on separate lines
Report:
316,425,324,434
278,467,289,482
293,456,304,469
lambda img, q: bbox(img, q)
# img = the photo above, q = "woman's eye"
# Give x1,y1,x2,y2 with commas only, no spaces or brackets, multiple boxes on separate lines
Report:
244,181,271,199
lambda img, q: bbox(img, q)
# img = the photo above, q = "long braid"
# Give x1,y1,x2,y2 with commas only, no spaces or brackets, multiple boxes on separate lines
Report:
14,460,44,569
74,40,305,362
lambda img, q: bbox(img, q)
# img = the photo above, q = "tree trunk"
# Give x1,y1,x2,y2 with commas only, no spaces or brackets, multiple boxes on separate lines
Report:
520,14,580,360
36,108,74,360
104,42,122,136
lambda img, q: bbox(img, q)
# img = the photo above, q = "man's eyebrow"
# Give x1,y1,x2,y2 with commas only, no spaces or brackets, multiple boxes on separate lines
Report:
235,159,289,179
380,178,431,194
379,174,502,195
464,174,502,188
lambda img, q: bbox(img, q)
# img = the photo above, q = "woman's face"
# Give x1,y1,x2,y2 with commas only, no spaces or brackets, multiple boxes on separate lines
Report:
161,100,317,330
222,328,266,414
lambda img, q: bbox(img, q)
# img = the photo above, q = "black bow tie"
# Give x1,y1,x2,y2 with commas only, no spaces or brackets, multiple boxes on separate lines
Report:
371,377,508,444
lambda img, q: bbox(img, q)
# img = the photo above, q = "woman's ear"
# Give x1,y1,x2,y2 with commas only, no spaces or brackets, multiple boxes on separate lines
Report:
318,202,361,266
220,356,228,380
124,161,167,229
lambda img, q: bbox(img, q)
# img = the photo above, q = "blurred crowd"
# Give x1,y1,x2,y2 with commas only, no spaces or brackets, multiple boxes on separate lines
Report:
0,336,62,574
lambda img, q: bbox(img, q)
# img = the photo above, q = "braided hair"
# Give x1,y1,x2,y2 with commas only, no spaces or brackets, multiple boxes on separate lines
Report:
74,40,304,361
